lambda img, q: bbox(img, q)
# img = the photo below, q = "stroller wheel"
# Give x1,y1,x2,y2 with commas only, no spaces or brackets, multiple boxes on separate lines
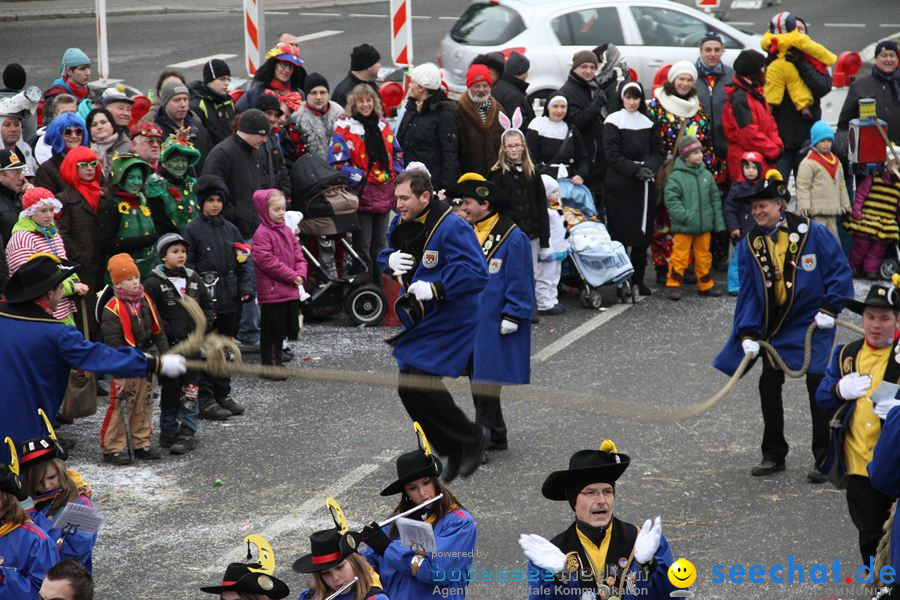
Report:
879,257,900,281
631,283,639,304
580,288,603,309
344,284,387,326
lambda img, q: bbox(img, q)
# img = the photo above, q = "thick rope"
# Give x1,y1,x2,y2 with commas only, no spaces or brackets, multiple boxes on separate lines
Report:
168,297,864,423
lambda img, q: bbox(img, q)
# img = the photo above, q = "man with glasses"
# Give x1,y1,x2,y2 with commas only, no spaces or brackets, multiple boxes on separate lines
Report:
189,58,236,147
130,122,164,170
457,63,505,177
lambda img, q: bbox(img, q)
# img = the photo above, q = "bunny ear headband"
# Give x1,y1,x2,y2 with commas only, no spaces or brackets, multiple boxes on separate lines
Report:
499,107,524,143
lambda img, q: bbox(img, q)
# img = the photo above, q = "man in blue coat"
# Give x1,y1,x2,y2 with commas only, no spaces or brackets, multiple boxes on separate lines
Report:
713,177,853,479
452,173,533,452
378,169,490,482
0,254,188,444
519,441,678,600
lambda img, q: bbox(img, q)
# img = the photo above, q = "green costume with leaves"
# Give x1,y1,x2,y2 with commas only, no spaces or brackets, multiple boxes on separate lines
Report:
109,154,159,278
144,135,201,232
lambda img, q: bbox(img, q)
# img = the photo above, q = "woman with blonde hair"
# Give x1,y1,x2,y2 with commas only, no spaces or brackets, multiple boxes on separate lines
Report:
294,529,389,600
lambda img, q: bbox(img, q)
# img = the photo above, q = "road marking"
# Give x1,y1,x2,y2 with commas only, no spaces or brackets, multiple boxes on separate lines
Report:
880,24,900,28
824,23,866,28
438,16,457,21
213,463,382,571
293,30,343,43
167,53,237,69
298,12,341,17
349,13,387,18
532,302,637,362
412,15,432,20
265,11,289,15
726,21,756,26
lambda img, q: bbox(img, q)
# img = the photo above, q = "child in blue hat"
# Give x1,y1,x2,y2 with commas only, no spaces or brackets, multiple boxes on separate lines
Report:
795,120,850,239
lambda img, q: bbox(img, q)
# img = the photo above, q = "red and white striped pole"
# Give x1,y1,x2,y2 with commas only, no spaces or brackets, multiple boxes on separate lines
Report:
95,0,109,79
390,0,413,66
243,0,266,76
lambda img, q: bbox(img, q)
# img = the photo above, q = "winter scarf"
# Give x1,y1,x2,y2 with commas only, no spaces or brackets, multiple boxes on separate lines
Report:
11,216,59,244
49,76,88,101
695,57,725,79
353,111,391,170
269,79,293,94
872,65,900,102
90,134,118,177
474,99,490,126
60,146,102,212
807,149,840,179
596,44,627,87
113,283,146,315
652,87,700,119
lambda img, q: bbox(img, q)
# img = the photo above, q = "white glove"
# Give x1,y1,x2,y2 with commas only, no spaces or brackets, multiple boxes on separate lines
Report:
741,339,760,359
838,372,872,400
500,319,518,335
633,516,662,565
539,247,555,261
814,311,836,329
388,251,415,276
519,534,566,574
873,398,900,419
159,355,187,378
406,280,434,301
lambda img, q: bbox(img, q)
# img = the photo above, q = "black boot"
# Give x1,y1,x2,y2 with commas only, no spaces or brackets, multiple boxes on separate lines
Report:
260,343,287,381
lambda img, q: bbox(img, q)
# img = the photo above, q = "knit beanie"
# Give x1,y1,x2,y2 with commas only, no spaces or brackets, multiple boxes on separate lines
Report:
159,81,189,108
505,52,530,77
107,253,140,285
156,232,189,258
237,108,271,135
466,64,493,88
541,174,559,198
809,120,834,147
572,50,599,69
203,58,231,84
20,187,62,218
195,174,228,203
676,135,702,158
60,48,90,74
769,11,796,34
699,32,724,48
303,72,329,96
350,44,381,71
410,63,442,91
2,63,26,91
875,40,899,59
667,60,698,83
733,50,766,77
253,93,282,114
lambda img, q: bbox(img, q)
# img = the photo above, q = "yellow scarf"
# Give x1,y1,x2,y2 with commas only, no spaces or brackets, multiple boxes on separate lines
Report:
473,213,499,246
763,229,789,306
575,522,614,585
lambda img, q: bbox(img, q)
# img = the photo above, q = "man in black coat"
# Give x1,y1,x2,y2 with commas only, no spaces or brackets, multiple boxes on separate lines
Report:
332,43,381,108
155,80,212,174
838,40,900,144
0,148,27,242
189,58,236,147
491,51,534,130
560,51,608,197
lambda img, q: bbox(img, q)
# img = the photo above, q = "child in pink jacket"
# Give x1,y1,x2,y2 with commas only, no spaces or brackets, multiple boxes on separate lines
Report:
251,189,307,375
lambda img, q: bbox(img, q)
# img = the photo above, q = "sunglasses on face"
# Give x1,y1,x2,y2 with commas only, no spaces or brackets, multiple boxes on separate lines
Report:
64,127,84,136
77,160,98,168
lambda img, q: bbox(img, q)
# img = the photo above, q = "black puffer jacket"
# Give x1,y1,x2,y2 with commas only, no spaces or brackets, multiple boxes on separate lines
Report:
143,264,216,344
396,90,459,191
183,212,255,315
201,134,267,239
559,71,607,169
489,166,549,247
188,80,236,147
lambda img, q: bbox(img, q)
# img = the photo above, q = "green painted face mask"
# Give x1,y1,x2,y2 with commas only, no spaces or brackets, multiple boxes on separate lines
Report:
123,168,145,195
163,155,190,178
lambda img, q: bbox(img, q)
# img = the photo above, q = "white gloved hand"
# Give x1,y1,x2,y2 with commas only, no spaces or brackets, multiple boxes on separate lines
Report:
388,251,415,276
873,398,900,420
838,372,872,400
159,355,187,378
741,339,760,359
519,534,566,574
633,516,662,565
500,319,518,335
406,280,434,301
814,311,836,329
539,248,555,261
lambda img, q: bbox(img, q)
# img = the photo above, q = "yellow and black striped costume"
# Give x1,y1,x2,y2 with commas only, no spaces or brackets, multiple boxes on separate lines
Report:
845,176,900,241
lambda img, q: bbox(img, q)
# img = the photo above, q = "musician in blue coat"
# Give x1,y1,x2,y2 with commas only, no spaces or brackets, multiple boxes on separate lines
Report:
359,424,477,600
452,173,533,452
712,177,853,479
519,440,678,600
869,401,900,599
377,168,490,481
0,254,188,444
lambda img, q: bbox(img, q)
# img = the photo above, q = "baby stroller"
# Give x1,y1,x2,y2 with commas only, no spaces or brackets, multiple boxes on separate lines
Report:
565,220,635,308
290,154,387,326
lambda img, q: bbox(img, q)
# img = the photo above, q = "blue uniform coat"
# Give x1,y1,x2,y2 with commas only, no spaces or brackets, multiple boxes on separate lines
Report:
377,201,488,377
714,213,852,376
869,405,900,578
32,495,98,573
473,214,533,385
0,302,152,443
0,521,60,599
363,507,477,600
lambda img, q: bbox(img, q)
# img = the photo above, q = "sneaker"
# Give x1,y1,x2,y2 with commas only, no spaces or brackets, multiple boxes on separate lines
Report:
219,398,245,416
237,341,260,354
133,446,161,460
750,460,786,476
103,452,133,465
538,305,565,316
200,403,231,420
699,286,724,297
807,469,827,484
169,432,198,455
666,287,682,301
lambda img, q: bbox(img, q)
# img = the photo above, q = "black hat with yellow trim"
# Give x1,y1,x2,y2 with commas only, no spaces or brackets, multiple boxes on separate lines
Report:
0,437,28,501
845,280,900,315
541,440,630,508
3,253,79,303
447,172,509,212
737,169,790,204
20,408,68,467
380,422,444,496
201,534,290,598
292,498,359,573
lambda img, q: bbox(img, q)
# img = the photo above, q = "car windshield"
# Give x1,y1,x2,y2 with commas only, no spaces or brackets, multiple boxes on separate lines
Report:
450,3,526,46
631,6,740,48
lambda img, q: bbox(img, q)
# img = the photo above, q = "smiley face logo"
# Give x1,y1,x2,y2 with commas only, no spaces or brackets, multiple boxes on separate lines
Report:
667,558,696,588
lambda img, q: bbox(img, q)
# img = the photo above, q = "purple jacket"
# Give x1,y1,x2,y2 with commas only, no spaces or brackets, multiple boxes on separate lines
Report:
251,190,308,305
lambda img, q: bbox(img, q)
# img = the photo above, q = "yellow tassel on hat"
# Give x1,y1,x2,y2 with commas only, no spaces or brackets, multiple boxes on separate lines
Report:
4,437,19,476
38,408,58,441
244,534,276,574
599,439,618,453
414,421,432,457
326,497,350,535
765,169,783,182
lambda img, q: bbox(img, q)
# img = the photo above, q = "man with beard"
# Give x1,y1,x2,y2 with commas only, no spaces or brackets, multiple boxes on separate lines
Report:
189,58,236,147
288,73,344,161
130,121,164,170
520,441,678,599
457,64,505,177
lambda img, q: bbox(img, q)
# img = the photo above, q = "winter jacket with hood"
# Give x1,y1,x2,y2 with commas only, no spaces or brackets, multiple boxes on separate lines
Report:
663,157,724,235
491,73,535,130
188,80,236,147
456,93,505,177
396,89,459,191
201,133,267,239
250,189,307,304
722,74,783,181
489,165,550,247
143,263,215,344
796,150,850,217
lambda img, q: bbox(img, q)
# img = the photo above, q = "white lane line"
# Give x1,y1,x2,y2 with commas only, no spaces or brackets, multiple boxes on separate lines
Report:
532,302,637,362
299,12,341,16
349,13,387,18
824,23,866,27
213,463,381,571
266,11,289,15
880,24,900,28
167,53,237,69
412,15,432,20
727,21,756,26
293,30,343,42
438,16,457,21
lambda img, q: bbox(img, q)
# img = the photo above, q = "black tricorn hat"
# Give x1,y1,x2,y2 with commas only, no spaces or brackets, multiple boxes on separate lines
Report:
845,284,900,315
0,438,27,501
541,440,630,502
200,563,290,598
292,528,357,573
446,176,508,212
380,422,444,496
738,176,790,204
3,254,79,303
20,437,67,466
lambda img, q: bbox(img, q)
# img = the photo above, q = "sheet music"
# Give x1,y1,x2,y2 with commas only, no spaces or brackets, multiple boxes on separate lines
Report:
396,517,436,555
52,502,104,535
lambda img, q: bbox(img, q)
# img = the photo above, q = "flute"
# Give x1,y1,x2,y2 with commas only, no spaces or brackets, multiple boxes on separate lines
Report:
324,576,357,600
378,494,443,527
